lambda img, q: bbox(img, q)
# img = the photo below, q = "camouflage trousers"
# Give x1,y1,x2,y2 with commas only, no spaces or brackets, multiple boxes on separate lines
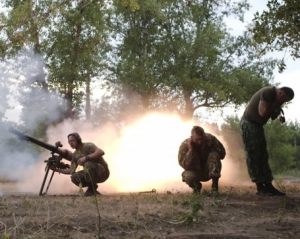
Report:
240,119,273,183
181,152,222,188
71,161,110,188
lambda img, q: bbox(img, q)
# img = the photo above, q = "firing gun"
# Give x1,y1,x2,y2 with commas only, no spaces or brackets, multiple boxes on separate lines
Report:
9,127,62,152
8,127,70,196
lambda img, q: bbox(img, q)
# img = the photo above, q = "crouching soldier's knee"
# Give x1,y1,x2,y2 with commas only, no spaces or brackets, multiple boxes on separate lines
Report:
182,171,198,185
71,173,81,186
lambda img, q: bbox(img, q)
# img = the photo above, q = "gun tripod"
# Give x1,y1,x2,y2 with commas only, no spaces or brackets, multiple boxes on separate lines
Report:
39,142,69,196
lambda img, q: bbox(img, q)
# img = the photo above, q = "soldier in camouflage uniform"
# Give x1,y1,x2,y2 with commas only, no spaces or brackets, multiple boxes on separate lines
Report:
51,133,110,196
178,126,226,194
240,86,294,196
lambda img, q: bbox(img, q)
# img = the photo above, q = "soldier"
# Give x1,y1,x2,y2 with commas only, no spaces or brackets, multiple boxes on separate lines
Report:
51,133,110,196
240,86,294,196
178,126,226,195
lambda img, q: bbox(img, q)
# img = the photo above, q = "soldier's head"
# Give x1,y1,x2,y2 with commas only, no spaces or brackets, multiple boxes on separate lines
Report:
191,126,205,146
277,87,294,104
67,132,82,149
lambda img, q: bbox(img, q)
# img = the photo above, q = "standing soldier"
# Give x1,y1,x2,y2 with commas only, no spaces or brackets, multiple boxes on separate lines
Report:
51,132,110,196
240,86,294,196
178,126,226,195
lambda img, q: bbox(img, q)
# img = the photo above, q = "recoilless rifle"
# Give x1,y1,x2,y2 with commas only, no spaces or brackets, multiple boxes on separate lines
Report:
8,127,70,196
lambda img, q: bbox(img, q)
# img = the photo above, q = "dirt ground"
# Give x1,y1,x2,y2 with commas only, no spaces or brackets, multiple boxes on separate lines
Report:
1,182,300,239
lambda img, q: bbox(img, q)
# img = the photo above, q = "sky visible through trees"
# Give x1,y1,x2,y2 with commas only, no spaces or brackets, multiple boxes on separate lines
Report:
2,0,298,126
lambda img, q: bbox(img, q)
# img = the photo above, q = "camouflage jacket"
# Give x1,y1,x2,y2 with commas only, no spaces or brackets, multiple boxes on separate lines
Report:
178,133,226,171
71,142,108,174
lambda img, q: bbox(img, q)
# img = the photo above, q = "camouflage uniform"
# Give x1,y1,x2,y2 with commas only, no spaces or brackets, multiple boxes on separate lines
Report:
178,133,226,190
240,119,273,183
240,86,276,184
70,143,110,188
240,86,293,196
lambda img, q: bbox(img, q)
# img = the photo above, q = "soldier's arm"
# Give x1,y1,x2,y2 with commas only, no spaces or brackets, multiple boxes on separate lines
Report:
80,143,105,164
259,89,288,118
178,141,195,169
51,162,75,175
211,136,226,159
259,100,280,118
87,147,104,161
55,148,73,161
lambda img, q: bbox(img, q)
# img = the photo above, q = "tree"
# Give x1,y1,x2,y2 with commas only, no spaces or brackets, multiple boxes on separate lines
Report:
251,0,300,71
265,120,295,173
44,0,109,119
0,0,108,122
91,86,141,127
287,120,300,169
108,0,278,121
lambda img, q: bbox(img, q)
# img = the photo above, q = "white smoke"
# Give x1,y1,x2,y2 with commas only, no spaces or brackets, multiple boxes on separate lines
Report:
1,50,67,125
0,50,67,195
0,50,249,196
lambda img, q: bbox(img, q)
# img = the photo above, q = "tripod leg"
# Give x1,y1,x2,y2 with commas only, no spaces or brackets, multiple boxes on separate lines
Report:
44,170,55,195
39,165,51,196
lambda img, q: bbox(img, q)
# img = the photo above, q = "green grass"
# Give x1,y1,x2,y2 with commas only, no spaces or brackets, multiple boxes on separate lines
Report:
275,169,300,178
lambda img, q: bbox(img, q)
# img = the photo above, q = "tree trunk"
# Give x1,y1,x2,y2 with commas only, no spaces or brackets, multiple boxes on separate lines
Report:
66,86,74,119
85,77,91,120
182,90,194,120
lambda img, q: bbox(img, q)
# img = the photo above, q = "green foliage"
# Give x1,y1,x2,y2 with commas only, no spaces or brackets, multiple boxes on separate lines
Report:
1,234,11,239
286,120,300,169
0,0,284,126
251,0,300,70
265,120,296,173
172,194,204,224
121,0,140,11
108,0,277,120
220,115,300,176
1,0,109,120
221,115,242,134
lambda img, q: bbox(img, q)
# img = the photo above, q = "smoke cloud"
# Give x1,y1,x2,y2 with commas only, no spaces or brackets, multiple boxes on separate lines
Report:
0,51,250,196
0,50,67,195
1,50,67,127
2,112,250,196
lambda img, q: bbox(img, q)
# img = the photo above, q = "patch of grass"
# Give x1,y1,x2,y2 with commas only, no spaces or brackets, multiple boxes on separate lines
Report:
1,184,300,238
167,193,204,224
210,187,233,207
276,169,300,178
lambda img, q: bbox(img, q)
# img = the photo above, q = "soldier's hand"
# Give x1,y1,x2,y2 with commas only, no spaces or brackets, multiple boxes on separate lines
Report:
77,157,87,165
50,165,57,171
271,107,281,120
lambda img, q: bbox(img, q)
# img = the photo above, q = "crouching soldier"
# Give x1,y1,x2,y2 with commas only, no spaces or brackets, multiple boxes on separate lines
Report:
178,126,226,195
51,132,110,196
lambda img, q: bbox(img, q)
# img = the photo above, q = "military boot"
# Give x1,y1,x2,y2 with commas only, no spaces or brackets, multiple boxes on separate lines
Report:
211,178,219,195
192,182,202,195
256,183,272,196
84,184,101,196
264,182,286,196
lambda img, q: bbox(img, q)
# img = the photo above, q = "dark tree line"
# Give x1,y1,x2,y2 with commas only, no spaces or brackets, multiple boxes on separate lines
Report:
1,0,281,128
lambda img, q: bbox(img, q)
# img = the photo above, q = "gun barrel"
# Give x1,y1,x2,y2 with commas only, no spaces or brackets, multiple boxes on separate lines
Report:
9,127,57,152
